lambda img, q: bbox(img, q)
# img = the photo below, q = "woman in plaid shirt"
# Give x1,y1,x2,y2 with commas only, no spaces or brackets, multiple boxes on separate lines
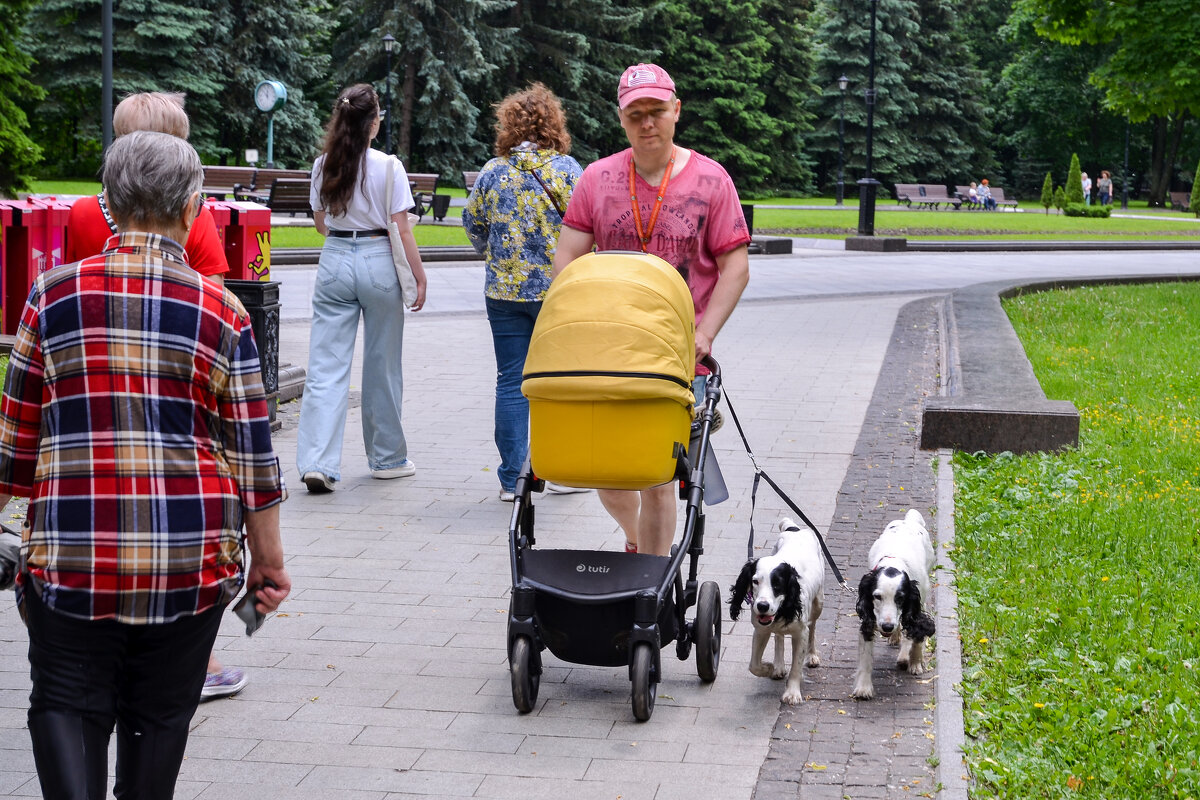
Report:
0,131,290,799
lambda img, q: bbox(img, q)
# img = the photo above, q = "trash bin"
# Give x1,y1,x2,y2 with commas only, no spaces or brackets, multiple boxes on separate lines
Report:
225,279,280,424
0,198,71,335
205,198,232,254
221,200,272,281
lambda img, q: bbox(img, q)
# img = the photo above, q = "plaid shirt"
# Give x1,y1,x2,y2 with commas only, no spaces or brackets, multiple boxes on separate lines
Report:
0,232,287,624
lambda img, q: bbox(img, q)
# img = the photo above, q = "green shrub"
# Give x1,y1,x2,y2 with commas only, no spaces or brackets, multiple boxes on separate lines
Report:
1066,153,1085,205
1190,157,1199,217
1040,172,1053,214
1063,202,1111,218
1052,185,1066,213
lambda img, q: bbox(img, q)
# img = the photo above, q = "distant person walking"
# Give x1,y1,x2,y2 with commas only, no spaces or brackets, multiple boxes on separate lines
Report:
552,63,751,556
1082,171,1092,205
0,131,290,799
463,83,587,502
297,83,428,493
1097,170,1113,205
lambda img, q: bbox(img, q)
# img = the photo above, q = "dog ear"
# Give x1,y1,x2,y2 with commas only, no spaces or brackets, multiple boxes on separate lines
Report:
900,577,936,641
856,570,877,641
776,564,802,624
729,559,756,620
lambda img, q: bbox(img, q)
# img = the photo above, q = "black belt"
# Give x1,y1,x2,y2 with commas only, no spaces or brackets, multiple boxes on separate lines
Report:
328,228,388,239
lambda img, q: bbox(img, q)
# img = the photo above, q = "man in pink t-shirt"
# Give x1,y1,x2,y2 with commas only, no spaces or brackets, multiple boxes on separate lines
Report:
552,63,751,557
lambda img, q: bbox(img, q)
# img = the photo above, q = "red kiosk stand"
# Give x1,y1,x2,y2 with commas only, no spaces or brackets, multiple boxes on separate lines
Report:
0,198,71,336
208,199,280,421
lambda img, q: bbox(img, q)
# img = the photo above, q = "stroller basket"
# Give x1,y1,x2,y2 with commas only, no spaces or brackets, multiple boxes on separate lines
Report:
522,252,695,490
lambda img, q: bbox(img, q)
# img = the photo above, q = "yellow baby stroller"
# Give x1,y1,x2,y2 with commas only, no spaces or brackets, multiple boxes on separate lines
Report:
506,251,725,721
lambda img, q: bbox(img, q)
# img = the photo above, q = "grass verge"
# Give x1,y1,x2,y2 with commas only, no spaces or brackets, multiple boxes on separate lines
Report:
952,281,1200,799
270,224,469,249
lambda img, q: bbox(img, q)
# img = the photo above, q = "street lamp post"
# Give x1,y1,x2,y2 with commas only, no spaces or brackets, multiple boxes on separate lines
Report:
856,0,880,236
836,74,849,207
382,34,395,154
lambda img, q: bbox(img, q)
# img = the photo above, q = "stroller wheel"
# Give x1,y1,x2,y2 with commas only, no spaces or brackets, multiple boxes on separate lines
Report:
631,642,657,721
694,581,722,683
510,636,540,714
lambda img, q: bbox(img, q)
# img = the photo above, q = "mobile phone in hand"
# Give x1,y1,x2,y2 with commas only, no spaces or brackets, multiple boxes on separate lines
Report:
231,579,277,636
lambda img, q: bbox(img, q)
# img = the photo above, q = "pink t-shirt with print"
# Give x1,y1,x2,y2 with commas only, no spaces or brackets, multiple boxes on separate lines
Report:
562,148,751,324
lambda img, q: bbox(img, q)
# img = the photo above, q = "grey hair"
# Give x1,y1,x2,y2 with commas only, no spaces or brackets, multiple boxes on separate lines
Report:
103,130,203,230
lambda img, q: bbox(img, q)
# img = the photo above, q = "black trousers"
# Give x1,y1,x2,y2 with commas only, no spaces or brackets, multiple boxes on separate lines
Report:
24,587,224,799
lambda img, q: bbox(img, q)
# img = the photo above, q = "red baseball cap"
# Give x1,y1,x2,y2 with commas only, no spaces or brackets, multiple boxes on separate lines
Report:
618,63,676,109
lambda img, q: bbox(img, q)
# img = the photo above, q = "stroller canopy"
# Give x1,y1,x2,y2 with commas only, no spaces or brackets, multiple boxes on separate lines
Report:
522,252,696,407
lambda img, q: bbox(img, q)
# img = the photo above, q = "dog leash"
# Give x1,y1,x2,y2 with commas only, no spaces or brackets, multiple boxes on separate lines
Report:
723,388,851,592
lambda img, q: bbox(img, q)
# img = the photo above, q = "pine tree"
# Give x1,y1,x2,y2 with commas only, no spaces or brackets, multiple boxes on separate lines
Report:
0,0,42,195
477,0,650,167
1040,172,1053,213
190,0,331,168
1191,157,1200,217
904,0,993,184
1053,184,1066,213
331,0,509,176
24,0,221,176
656,0,779,192
1066,152,1084,204
809,0,921,192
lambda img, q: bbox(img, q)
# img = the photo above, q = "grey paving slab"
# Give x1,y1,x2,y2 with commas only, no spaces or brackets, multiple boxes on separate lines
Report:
1,248,1199,798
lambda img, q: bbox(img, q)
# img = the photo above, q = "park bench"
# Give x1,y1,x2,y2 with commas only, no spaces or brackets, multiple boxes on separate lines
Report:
463,170,480,192
408,173,450,221
955,185,984,210
990,187,1018,209
894,183,959,210
202,166,258,200
264,178,313,217
1169,191,1191,212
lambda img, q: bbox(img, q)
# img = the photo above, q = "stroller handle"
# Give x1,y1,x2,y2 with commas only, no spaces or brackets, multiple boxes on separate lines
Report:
699,355,721,380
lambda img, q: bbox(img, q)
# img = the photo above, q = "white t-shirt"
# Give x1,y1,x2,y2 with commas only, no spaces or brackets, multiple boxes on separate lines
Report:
310,148,415,230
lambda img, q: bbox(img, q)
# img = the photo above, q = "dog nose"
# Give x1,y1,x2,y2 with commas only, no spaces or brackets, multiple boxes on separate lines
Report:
880,622,895,634
755,601,770,614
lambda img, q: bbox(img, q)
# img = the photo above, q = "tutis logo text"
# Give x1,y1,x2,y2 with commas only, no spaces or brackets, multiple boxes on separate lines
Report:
575,563,610,574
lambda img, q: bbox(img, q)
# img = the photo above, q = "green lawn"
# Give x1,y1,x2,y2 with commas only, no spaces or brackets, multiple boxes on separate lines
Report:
271,223,470,248
953,281,1200,799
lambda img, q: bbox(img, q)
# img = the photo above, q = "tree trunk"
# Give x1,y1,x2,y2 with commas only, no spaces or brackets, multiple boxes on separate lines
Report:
1148,116,1168,207
398,51,417,168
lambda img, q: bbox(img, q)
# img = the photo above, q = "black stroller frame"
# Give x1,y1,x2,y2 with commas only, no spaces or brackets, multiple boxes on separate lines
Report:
507,357,726,721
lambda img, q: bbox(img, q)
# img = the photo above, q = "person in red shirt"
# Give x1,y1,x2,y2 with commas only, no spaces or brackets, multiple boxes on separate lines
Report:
65,92,229,283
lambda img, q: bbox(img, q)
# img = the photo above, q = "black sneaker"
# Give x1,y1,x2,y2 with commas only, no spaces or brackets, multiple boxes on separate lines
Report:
692,408,724,435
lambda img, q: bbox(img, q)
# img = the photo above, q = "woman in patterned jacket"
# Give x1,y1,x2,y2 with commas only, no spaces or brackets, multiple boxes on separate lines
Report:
463,83,585,502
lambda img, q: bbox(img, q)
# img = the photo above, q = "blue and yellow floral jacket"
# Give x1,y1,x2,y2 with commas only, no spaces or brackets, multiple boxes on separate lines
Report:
463,147,583,301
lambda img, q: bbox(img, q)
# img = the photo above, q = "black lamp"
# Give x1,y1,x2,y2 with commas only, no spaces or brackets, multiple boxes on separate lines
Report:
856,0,880,236
836,74,849,207
382,34,396,154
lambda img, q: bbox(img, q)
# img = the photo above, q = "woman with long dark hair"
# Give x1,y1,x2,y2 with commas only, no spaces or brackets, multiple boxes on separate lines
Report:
297,83,427,493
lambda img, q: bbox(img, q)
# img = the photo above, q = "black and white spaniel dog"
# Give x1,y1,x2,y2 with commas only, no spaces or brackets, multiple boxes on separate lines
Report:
730,518,825,705
852,509,937,700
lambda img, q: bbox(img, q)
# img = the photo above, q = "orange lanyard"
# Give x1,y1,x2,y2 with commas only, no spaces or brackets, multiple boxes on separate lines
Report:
629,147,676,252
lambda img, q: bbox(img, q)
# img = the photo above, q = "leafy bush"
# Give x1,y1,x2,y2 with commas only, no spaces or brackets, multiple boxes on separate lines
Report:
1063,202,1111,218
1052,185,1066,213
1066,153,1085,205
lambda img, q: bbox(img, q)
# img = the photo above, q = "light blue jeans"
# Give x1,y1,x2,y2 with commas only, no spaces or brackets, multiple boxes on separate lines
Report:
296,236,408,480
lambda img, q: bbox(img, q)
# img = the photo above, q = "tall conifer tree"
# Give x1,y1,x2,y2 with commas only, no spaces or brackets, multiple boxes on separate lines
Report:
0,0,42,194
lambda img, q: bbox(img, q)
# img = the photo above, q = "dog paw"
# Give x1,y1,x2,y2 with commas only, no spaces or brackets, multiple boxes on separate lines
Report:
806,654,821,668
851,685,874,700
908,661,926,676
781,687,804,705
749,663,774,679
770,664,788,680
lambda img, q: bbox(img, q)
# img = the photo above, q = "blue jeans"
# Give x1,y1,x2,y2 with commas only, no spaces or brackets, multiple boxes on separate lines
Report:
486,297,542,490
297,236,408,480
